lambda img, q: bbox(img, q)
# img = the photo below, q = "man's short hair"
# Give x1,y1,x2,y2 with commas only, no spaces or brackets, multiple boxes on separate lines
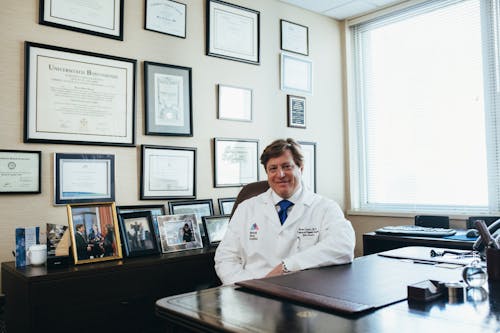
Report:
260,138,304,170
75,224,84,230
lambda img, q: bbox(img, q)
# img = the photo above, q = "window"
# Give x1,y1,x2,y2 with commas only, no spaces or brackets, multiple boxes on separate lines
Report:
349,0,500,215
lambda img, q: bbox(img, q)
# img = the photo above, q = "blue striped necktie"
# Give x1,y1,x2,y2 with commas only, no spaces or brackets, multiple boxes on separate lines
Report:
278,200,294,225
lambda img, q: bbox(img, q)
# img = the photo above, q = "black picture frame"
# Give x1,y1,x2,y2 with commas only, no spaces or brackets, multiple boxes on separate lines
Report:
0,149,41,194
144,61,193,136
218,197,236,215
141,145,196,199
168,199,214,237
54,153,115,205
118,211,160,257
202,215,230,247
145,0,187,38
206,0,260,65
24,42,136,146
280,19,309,56
214,138,259,187
116,204,166,248
287,95,306,128
39,0,124,40
298,141,317,193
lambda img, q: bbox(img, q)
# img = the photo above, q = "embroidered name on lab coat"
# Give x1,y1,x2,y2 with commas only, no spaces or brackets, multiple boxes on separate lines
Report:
297,227,319,237
249,223,259,240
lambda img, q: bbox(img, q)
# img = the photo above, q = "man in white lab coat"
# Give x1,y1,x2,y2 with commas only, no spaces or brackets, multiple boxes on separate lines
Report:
215,138,355,285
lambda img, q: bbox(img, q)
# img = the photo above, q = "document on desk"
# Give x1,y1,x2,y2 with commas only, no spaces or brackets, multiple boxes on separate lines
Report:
235,254,457,314
377,246,475,266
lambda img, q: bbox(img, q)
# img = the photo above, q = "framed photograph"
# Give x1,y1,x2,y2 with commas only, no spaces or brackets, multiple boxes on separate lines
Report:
24,42,136,146
218,197,235,215
287,95,306,128
202,215,230,246
145,0,186,38
144,61,193,136
0,150,41,194
157,214,203,253
118,211,160,257
206,0,260,65
280,19,309,56
67,202,122,265
168,199,214,237
39,0,124,40
54,153,114,205
298,141,317,192
218,84,252,122
280,52,313,95
141,145,196,199
214,138,259,187
117,204,165,248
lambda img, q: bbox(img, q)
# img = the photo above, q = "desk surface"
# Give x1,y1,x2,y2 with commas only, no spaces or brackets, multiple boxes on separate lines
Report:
156,252,499,333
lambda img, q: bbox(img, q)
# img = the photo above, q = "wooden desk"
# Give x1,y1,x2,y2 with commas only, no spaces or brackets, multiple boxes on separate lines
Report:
363,231,475,255
155,253,499,333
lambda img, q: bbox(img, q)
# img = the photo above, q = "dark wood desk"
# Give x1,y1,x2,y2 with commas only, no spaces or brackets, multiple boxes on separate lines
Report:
363,231,475,255
155,252,499,333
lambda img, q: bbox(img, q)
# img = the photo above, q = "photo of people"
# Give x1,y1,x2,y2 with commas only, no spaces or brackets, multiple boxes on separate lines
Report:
124,218,155,251
68,203,122,264
157,214,203,253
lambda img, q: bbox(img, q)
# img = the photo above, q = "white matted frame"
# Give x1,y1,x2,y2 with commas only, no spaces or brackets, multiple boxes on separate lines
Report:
141,145,196,199
218,84,253,122
206,0,260,65
298,141,316,192
213,138,259,187
145,0,187,38
280,52,313,95
280,19,309,56
24,42,136,146
157,213,203,253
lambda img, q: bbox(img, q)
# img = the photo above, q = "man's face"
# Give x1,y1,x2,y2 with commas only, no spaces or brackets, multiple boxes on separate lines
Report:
265,150,303,199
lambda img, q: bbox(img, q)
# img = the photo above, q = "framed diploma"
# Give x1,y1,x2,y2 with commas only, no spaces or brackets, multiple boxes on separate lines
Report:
218,84,252,122
213,138,259,187
0,150,41,194
280,19,309,56
39,0,124,40
54,153,115,205
280,52,313,95
144,61,193,136
141,145,196,199
24,42,136,147
287,95,306,128
206,0,260,65
298,141,316,193
145,0,187,38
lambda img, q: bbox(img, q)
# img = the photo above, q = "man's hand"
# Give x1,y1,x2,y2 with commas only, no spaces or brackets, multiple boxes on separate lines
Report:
265,263,284,277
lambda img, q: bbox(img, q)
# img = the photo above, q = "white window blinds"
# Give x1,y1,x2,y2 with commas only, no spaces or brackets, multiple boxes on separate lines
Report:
349,0,500,214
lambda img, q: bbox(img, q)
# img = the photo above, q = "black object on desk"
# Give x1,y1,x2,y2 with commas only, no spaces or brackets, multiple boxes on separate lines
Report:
155,250,498,333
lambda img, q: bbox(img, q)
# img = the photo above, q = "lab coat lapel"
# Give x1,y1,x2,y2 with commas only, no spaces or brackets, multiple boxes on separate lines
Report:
259,189,282,229
281,188,315,229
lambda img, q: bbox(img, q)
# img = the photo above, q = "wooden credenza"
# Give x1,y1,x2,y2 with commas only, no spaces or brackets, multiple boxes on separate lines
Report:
1,248,219,333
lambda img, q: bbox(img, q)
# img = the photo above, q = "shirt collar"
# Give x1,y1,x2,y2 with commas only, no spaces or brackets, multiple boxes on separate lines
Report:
271,184,303,205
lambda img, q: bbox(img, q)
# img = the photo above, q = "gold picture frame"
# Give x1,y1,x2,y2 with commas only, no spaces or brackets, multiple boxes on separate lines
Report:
67,202,123,265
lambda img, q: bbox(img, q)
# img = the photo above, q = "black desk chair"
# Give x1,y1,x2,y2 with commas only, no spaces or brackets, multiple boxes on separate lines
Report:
466,216,500,229
414,215,450,228
230,181,269,218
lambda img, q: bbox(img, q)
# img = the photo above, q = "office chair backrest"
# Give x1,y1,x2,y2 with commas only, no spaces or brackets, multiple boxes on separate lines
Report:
414,215,450,228
466,216,500,229
230,181,270,218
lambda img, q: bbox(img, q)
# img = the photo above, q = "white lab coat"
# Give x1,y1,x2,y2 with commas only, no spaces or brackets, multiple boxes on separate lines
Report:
214,187,355,285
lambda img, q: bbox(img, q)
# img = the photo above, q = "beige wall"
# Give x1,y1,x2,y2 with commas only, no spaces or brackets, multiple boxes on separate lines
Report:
0,1,348,267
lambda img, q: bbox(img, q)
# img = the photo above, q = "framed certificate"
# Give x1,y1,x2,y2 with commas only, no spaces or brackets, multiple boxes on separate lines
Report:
39,0,124,40
141,145,196,199
280,19,309,56
213,138,259,187
54,153,115,205
24,42,136,146
0,150,41,194
298,141,316,193
144,61,193,136
280,52,313,95
145,0,187,38
218,84,252,122
287,95,306,128
206,0,260,65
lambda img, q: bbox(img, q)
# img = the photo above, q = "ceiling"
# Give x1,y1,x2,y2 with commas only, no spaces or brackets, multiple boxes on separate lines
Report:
279,0,406,20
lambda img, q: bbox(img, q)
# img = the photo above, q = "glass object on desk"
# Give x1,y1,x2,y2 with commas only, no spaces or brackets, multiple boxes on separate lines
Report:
462,252,487,287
